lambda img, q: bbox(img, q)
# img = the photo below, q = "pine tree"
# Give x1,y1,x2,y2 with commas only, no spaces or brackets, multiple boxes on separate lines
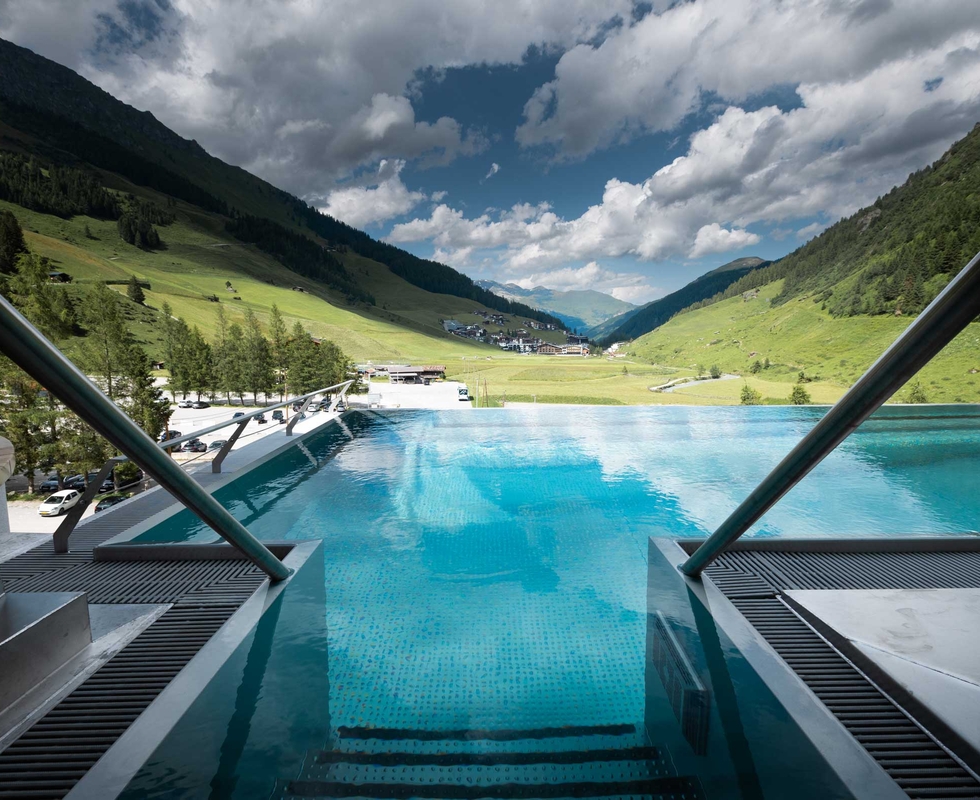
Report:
242,308,274,403
905,381,929,404
789,384,812,405
79,283,132,400
0,363,57,493
0,209,26,274
120,345,172,439
222,323,247,404
268,304,289,399
287,322,319,395
9,252,75,338
168,318,194,400
740,383,762,405
126,274,145,305
186,327,215,399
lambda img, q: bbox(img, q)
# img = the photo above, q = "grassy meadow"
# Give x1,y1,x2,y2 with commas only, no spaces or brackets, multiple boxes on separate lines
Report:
626,280,980,404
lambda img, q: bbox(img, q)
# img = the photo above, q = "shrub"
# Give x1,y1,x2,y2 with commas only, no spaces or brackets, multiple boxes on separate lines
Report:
740,384,762,405
709,364,722,379
790,384,812,405
905,381,929,404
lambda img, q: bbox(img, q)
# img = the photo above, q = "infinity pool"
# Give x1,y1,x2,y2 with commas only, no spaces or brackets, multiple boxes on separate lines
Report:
122,406,980,799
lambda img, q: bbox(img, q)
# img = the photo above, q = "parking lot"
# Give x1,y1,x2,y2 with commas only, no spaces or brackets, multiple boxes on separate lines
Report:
5,400,329,534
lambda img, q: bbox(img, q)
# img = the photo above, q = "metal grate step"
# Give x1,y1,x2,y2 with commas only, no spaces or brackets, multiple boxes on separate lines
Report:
732,595,980,799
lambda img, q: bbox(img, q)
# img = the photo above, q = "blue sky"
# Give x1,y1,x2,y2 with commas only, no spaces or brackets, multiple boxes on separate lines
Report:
3,0,979,303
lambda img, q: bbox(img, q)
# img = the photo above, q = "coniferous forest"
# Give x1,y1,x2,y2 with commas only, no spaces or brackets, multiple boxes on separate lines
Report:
682,123,980,320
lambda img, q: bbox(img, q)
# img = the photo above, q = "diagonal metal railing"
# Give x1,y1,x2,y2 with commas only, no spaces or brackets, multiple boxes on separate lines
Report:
681,249,980,577
0,295,322,580
47,379,352,553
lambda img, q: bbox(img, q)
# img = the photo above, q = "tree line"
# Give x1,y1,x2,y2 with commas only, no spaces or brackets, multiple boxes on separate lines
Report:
295,202,566,327
225,212,373,304
0,221,170,492
161,301,355,404
0,151,120,219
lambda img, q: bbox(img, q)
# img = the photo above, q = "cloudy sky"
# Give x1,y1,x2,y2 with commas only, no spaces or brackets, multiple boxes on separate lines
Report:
3,0,980,303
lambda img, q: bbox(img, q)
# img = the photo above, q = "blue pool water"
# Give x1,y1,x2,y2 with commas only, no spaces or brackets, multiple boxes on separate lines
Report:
122,406,980,799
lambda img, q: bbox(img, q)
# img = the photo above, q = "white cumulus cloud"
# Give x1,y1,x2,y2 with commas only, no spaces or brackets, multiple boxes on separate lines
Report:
516,262,661,304
690,224,760,258
323,159,428,227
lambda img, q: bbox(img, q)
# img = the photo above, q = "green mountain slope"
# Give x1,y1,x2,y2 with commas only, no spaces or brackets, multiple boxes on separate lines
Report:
597,257,766,344
626,125,980,403
0,191,498,364
626,279,979,403
684,124,980,319
585,305,643,341
0,37,561,327
475,279,635,330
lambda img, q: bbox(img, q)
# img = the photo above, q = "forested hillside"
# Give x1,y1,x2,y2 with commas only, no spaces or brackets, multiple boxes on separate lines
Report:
0,37,559,326
682,124,980,319
598,257,766,344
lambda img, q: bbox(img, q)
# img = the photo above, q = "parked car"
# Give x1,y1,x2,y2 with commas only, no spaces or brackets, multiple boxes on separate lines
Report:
233,411,245,419
335,400,347,412
64,472,99,490
95,493,131,513
38,489,81,516
113,468,144,486
208,440,228,451
159,430,182,442
184,441,208,453
98,477,115,493
291,402,303,412
191,400,210,409
177,399,193,408
255,413,268,424
272,410,285,423
39,474,61,493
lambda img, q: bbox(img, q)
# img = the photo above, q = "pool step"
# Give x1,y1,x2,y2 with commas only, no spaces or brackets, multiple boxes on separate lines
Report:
275,726,704,799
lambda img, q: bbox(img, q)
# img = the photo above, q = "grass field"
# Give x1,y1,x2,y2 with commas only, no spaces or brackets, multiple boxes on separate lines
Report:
2,192,495,364
625,280,980,404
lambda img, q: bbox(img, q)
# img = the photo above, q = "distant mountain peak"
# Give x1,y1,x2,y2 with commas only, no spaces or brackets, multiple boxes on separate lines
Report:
475,279,635,331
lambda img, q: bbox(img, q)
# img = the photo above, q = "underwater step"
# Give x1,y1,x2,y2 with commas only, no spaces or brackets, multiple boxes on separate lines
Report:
336,725,638,742
275,775,704,799
298,755,674,786
313,745,664,767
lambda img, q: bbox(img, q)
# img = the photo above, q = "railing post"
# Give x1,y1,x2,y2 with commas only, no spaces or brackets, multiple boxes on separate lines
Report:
681,250,980,577
212,420,249,473
53,456,124,553
286,395,315,437
0,295,290,581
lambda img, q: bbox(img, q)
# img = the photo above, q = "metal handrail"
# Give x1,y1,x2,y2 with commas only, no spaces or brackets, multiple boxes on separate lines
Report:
0,295,290,581
681,249,980,577
162,381,353,450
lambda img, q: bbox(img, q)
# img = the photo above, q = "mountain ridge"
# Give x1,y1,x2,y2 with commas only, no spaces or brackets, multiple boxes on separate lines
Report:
596,256,767,344
475,279,635,331
0,37,562,328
